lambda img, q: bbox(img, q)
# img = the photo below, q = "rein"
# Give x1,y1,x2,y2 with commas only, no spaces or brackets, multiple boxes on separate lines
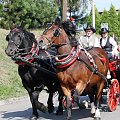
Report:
40,34,78,50
13,56,57,77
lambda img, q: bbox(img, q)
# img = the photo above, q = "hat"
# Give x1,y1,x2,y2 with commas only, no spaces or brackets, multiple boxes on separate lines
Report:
84,25,96,33
100,28,109,34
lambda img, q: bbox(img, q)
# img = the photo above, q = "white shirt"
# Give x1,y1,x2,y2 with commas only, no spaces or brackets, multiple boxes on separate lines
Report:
79,34,101,48
100,36,118,56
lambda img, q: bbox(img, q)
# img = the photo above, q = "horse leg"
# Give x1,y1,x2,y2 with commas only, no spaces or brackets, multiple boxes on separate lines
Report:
62,86,72,120
28,87,48,120
21,82,39,120
56,87,64,115
28,90,39,120
47,91,54,113
94,81,105,120
88,87,96,116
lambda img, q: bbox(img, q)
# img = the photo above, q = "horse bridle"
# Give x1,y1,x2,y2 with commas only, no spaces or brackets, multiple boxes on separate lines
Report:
8,29,38,62
6,31,24,56
41,25,69,49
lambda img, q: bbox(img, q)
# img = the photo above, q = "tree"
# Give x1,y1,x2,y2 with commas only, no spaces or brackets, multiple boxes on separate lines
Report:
108,5,119,36
94,6,101,33
101,9,109,23
0,0,58,29
55,0,92,20
87,10,92,25
118,10,120,37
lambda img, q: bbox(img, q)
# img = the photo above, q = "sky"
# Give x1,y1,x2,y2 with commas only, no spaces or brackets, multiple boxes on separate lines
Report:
94,0,120,12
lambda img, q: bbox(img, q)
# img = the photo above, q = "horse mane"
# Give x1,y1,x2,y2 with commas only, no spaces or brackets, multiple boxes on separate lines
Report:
11,26,37,44
62,20,76,36
23,30,37,44
62,20,78,47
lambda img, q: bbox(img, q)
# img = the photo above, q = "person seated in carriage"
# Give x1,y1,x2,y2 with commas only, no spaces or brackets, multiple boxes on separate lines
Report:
78,25,100,49
99,28,118,79
99,27,118,60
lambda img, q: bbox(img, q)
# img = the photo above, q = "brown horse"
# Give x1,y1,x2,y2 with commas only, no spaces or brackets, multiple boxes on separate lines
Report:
39,18,109,120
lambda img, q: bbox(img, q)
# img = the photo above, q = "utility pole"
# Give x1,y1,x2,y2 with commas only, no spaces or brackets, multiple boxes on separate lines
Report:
92,0,95,28
62,0,67,21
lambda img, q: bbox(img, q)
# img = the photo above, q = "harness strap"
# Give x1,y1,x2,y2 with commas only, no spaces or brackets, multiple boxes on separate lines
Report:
78,42,98,71
78,57,108,87
14,57,57,77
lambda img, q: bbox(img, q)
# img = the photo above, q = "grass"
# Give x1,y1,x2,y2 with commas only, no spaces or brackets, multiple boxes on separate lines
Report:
0,28,43,100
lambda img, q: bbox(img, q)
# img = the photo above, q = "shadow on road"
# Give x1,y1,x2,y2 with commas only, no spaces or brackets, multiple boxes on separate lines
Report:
1,106,93,120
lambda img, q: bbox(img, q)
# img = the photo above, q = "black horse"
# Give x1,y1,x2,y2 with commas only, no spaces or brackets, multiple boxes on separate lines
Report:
5,27,63,120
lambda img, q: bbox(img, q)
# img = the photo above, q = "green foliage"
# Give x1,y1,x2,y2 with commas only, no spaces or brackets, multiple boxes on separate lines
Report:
95,7,101,33
0,0,58,29
108,5,119,36
101,9,109,23
118,11,120,37
87,10,92,25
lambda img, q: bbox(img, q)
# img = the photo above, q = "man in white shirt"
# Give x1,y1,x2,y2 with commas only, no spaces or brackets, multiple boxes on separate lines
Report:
100,28,118,59
79,25,100,48
100,28,118,79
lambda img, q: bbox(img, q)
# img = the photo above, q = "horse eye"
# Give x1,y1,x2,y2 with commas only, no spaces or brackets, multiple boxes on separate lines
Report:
39,40,43,43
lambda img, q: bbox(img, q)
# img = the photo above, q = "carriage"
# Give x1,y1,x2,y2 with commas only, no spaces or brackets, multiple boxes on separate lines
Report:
104,57,120,112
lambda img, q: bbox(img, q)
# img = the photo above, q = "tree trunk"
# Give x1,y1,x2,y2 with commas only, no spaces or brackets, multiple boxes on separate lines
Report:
62,0,68,21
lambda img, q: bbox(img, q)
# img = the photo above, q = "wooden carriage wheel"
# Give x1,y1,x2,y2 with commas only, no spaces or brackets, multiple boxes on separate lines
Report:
107,79,120,112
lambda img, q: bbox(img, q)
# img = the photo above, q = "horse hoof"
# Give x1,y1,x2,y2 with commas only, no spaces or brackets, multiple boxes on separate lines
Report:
67,116,72,120
91,113,95,117
56,110,63,115
48,107,54,113
94,117,101,120
40,106,48,113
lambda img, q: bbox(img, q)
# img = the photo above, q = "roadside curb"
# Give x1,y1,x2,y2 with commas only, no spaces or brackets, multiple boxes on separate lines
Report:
0,95,29,106
0,91,48,106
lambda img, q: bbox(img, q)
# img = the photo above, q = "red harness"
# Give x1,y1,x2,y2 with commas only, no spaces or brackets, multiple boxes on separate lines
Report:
55,45,81,68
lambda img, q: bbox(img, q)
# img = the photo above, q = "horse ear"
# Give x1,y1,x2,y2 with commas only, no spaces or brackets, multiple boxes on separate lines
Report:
29,32,37,43
54,17,61,26
10,24,17,30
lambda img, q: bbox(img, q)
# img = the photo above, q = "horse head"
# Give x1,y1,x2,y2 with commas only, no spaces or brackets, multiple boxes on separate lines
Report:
42,17,77,55
5,27,37,60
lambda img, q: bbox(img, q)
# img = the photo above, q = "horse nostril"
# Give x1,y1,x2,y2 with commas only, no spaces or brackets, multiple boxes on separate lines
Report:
5,48,14,56
10,48,13,52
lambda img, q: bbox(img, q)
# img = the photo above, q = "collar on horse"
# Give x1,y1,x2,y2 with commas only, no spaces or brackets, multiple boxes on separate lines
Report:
54,45,81,68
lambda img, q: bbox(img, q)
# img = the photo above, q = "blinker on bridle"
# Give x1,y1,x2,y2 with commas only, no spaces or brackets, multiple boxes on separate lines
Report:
54,29,60,37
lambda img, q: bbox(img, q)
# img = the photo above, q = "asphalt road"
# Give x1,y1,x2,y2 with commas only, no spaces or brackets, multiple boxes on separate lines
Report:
0,91,120,120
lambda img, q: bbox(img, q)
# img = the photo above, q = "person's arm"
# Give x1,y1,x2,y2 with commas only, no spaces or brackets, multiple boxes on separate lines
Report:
109,37,118,56
78,36,84,48
94,37,101,48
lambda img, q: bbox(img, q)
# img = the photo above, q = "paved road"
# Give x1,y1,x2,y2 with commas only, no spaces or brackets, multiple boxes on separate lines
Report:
0,91,120,120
